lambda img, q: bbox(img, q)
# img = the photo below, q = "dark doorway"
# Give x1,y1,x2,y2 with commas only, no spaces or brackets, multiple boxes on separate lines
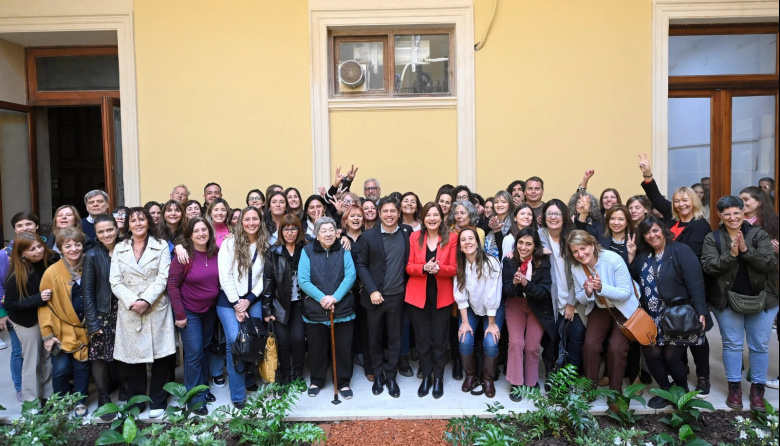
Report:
48,106,104,219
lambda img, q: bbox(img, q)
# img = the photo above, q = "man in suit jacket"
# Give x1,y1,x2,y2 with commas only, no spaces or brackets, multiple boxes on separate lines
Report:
356,196,412,398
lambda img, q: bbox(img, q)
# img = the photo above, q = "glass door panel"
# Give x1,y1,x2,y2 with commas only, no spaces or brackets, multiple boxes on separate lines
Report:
731,96,776,196
668,97,712,201
101,97,123,207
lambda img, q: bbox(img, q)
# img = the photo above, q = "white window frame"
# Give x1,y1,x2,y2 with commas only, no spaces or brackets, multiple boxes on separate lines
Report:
309,0,476,192
651,0,778,196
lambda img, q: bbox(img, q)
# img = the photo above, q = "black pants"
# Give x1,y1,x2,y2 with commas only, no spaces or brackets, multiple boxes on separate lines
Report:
118,354,176,410
276,300,306,378
408,302,450,379
366,293,405,379
689,338,710,378
643,344,689,391
307,320,354,389
353,300,374,376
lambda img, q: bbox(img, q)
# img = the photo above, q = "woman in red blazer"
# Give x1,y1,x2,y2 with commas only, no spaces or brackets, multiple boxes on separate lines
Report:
405,202,457,399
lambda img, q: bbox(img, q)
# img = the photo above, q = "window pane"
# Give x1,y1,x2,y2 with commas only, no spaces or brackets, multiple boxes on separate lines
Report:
394,34,450,95
36,55,120,91
731,96,776,196
338,42,384,91
668,97,711,215
669,34,777,76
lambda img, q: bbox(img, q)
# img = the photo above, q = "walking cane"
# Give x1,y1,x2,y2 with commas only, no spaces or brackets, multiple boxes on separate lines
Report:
330,309,341,405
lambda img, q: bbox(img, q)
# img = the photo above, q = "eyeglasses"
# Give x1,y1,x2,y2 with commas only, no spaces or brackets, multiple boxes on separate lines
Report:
112,213,126,218
364,186,379,191
282,227,298,233
342,199,354,205
248,196,262,202
545,212,562,218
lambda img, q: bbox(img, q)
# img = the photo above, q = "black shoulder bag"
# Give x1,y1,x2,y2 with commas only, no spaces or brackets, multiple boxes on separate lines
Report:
653,255,701,337
231,250,267,363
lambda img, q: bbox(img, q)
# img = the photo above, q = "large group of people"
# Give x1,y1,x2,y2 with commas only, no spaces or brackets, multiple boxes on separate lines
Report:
0,160,777,420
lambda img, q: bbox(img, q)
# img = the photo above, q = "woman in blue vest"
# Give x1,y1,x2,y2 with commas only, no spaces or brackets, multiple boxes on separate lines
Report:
299,217,356,399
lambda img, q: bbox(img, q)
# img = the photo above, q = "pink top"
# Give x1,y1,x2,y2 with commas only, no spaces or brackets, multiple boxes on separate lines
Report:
214,222,230,248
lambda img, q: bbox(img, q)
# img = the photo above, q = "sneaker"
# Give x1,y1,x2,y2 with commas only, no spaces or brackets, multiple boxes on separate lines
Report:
766,378,779,389
212,376,226,388
193,406,208,416
0,337,6,349
16,391,23,404
648,395,673,410
148,409,165,419
694,377,710,399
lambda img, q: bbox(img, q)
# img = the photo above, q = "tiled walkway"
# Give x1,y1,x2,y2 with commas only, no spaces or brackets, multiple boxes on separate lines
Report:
0,320,777,422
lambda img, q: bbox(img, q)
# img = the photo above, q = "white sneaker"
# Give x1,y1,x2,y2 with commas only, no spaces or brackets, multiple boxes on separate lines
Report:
766,378,779,389
0,337,7,349
148,409,165,419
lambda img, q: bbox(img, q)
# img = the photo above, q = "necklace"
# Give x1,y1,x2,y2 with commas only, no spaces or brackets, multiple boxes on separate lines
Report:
195,250,209,267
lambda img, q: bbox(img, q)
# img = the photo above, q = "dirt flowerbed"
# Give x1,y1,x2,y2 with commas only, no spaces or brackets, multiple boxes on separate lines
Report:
63,410,745,445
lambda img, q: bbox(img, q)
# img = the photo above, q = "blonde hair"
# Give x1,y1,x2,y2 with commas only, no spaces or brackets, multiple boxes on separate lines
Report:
565,229,602,265
671,187,706,221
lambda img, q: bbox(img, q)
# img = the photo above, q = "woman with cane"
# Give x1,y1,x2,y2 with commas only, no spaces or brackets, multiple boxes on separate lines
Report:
299,217,356,398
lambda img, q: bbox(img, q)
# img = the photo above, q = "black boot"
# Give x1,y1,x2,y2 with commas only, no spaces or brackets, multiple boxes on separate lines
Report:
452,356,463,381
418,376,433,397
399,355,414,377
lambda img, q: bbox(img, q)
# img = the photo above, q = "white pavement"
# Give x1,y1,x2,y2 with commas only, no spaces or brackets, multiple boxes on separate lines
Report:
0,319,777,423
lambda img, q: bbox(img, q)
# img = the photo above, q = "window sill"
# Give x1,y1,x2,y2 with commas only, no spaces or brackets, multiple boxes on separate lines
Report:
328,96,457,111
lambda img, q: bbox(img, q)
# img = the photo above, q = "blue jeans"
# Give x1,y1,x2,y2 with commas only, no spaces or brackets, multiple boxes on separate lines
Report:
557,313,586,371
51,351,90,405
216,302,265,403
209,320,225,379
458,305,506,358
712,305,779,384
178,308,216,406
9,323,22,393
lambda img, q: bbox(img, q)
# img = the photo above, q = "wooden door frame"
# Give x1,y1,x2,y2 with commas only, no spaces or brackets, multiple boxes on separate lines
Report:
0,100,39,217
101,96,120,208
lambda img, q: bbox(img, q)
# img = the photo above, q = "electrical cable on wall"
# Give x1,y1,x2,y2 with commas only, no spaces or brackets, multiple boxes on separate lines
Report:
474,0,498,51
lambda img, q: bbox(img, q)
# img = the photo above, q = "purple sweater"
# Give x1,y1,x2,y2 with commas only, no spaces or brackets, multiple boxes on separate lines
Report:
167,251,220,320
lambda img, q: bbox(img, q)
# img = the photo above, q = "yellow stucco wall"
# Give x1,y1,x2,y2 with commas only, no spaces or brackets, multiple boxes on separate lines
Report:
133,0,651,206
330,109,458,202
133,0,313,207
473,0,652,202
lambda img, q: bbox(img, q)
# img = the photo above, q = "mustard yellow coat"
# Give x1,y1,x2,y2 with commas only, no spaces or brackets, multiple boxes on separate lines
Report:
38,260,89,362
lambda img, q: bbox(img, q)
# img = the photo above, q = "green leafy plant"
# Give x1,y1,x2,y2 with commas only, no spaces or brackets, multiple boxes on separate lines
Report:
0,393,83,446
729,403,780,446
219,379,325,446
93,395,153,432
649,386,715,431
574,427,648,446
652,425,712,446
162,382,210,423
601,382,648,426
513,363,603,442
95,416,165,446
147,412,227,446
444,402,518,446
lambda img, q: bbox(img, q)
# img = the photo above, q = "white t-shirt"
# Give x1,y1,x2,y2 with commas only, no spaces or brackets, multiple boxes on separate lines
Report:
550,242,570,313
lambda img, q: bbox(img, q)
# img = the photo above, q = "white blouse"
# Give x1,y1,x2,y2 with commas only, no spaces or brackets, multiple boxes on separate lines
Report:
453,256,502,316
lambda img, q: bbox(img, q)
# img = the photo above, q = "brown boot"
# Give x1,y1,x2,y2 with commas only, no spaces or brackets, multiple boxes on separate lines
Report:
749,383,766,412
482,355,498,398
726,381,743,410
461,353,477,392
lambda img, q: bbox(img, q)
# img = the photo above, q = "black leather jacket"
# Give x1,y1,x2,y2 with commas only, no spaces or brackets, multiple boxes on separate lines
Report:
262,243,303,325
82,242,114,334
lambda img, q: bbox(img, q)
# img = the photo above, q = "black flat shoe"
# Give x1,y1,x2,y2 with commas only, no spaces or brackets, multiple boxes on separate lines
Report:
246,384,259,392
339,387,353,399
308,386,320,397
233,400,246,410
432,378,444,399
648,395,673,410
372,376,386,395
205,392,216,403
418,376,432,398
193,406,208,416
509,385,522,402
387,377,401,398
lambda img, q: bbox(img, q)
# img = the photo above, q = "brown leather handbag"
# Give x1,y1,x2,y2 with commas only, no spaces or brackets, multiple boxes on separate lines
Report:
584,265,657,346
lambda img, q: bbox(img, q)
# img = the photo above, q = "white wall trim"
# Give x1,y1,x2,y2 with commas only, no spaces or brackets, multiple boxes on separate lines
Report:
309,0,476,192
0,12,141,206
651,0,779,196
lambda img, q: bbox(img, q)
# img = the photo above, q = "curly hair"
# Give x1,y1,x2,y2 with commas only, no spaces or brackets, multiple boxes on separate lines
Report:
568,191,601,223
232,207,268,282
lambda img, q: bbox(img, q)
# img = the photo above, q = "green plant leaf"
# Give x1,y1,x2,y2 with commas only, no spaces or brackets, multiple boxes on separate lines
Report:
163,382,187,398
93,403,121,417
126,395,153,407
96,430,125,445
122,417,137,443
687,399,715,411
679,424,694,440
686,439,712,446
649,387,676,403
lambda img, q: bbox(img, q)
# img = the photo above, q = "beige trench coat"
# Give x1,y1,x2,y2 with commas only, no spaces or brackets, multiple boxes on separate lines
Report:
109,237,175,363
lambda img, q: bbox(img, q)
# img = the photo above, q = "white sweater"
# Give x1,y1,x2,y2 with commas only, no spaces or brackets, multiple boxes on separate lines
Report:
218,237,265,304
570,249,638,318
453,256,502,316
